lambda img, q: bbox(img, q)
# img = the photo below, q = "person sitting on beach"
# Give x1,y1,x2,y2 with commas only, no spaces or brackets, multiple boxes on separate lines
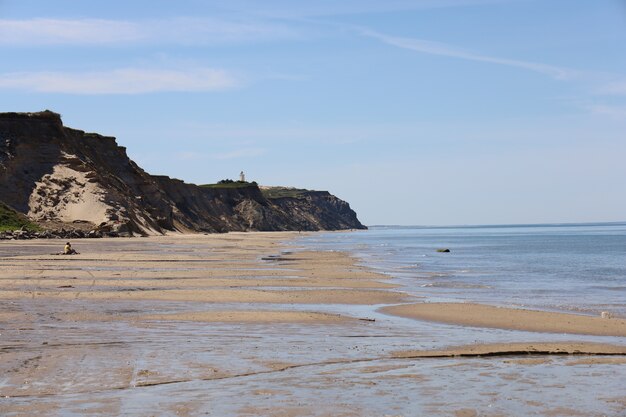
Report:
63,242,78,255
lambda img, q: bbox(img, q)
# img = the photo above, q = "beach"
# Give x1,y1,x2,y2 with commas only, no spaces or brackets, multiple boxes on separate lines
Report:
1,232,625,416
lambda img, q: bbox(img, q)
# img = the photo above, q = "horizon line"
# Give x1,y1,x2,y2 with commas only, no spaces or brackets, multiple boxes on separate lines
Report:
367,221,626,229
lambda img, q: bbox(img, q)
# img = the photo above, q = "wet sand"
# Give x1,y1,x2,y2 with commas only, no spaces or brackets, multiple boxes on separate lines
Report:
392,341,626,358
64,310,357,324
380,302,626,336
1,233,625,416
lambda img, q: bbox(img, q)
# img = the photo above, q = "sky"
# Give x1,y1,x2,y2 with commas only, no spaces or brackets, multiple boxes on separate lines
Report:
1,0,625,226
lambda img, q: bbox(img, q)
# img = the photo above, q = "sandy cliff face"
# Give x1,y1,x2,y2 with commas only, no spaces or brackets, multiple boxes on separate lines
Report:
0,111,366,234
27,159,110,224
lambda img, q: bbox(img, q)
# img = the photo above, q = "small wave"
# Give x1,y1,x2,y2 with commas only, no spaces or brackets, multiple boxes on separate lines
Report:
396,264,421,270
427,273,452,278
421,282,492,289
588,286,626,291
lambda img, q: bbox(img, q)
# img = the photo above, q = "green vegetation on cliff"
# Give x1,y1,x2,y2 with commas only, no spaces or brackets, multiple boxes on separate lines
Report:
201,179,258,189
261,187,309,199
0,202,40,232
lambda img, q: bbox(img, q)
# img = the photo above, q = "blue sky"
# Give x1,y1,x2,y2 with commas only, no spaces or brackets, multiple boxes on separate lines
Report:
1,0,625,225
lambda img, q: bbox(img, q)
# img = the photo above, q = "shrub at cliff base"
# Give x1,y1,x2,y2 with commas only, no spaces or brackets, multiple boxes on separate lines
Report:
0,202,40,232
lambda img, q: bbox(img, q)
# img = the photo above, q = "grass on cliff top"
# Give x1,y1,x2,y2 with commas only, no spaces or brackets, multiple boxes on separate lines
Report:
201,180,258,189
261,187,309,199
0,202,41,232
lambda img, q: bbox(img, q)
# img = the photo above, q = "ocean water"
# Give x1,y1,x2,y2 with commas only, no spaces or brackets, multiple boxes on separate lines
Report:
301,223,626,317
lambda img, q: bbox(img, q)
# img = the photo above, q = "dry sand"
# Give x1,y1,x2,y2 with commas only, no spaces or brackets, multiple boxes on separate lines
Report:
0,234,407,312
381,302,626,336
27,162,110,224
0,287,406,304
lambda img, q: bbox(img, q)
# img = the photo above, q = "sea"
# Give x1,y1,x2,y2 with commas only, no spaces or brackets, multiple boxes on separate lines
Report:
301,222,626,318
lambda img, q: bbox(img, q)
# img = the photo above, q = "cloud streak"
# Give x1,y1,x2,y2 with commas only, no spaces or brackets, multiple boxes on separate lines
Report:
597,81,626,96
176,148,266,161
0,68,239,94
361,29,576,80
0,18,142,45
0,17,297,46
219,0,511,19
212,148,266,160
587,104,626,119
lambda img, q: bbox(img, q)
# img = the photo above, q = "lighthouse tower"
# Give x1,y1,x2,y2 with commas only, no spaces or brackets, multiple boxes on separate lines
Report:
239,171,245,182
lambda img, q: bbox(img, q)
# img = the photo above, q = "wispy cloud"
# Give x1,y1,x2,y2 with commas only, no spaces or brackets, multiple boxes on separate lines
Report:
360,29,576,80
175,152,205,161
0,17,297,46
171,122,388,144
359,27,626,101
0,2,511,46
176,148,266,161
220,0,512,19
587,104,626,119
212,148,266,159
597,81,626,96
0,18,141,45
0,68,239,94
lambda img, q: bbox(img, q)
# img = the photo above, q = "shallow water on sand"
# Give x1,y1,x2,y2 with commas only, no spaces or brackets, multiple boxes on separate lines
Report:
3,298,626,417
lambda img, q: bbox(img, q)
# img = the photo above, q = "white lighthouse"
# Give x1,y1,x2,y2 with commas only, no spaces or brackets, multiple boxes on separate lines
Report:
239,171,245,182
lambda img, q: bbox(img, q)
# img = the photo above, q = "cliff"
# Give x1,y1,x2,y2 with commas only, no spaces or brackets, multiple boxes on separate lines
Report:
0,111,366,235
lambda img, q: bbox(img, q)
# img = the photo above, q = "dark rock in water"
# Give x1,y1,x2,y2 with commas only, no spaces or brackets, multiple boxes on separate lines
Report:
0,111,367,235
436,248,451,253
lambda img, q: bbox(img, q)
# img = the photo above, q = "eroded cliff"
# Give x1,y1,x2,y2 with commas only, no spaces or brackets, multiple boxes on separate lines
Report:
0,111,366,235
